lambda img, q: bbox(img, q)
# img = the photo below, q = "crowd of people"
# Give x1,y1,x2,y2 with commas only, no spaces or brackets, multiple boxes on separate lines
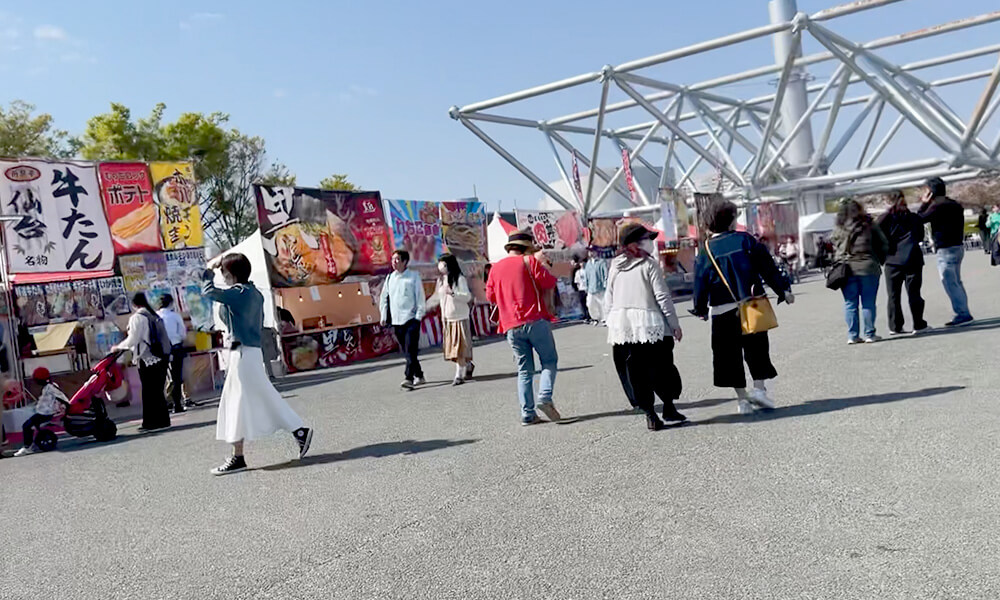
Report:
5,176,990,468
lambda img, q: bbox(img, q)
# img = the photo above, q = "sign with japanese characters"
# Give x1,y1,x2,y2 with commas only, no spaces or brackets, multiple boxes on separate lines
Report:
0,160,114,273
283,323,397,373
98,276,131,316
150,162,202,250
440,199,487,262
14,284,49,326
98,162,162,254
386,199,442,264
254,185,392,287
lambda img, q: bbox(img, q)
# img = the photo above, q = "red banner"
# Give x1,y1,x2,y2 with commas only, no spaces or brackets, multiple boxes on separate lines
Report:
98,162,161,254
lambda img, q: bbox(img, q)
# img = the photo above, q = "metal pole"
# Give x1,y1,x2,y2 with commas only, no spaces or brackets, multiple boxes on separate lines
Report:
584,73,612,215
807,68,852,176
961,53,1000,151
823,96,883,171
865,114,905,168
753,23,802,183
456,117,577,211
856,99,886,169
547,130,633,210
769,0,816,169
543,130,582,211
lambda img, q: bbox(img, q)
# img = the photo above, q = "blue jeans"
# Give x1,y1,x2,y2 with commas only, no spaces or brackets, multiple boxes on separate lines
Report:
841,274,880,340
506,319,558,420
936,246,972,320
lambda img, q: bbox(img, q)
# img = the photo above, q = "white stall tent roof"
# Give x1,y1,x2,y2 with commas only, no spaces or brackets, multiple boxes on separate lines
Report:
800,212,837,234
207,229,276,329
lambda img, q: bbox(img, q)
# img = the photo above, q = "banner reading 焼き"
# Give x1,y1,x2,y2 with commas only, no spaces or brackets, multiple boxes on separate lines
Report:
150,162,202,250
0,160,114,273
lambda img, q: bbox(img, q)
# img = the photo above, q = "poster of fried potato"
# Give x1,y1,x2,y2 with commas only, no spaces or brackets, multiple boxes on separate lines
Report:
440,199,487,262
254,185,392,288
98,162,161,254
149,162,203,250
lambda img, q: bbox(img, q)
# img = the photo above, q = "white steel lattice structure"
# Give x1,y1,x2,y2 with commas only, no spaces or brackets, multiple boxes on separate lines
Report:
449,0,1000,218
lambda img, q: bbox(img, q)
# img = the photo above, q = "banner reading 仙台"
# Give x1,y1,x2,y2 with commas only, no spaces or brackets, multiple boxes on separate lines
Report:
0,160,114,273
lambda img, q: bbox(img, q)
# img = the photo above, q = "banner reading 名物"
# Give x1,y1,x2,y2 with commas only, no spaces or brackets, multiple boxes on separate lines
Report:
386,199,442,264
98,162,161,254
149,162,202,250
254,185,392,287
440,199,487,263
0,160,115,273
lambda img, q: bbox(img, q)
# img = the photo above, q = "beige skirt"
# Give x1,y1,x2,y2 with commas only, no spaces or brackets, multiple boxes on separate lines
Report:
443,319,474,362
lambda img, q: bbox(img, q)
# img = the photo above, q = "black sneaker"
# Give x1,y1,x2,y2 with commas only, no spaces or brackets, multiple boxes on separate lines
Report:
211,455,247,476
293,428,313,459
184,399,197,408
946,316,974,327
465,362,475,380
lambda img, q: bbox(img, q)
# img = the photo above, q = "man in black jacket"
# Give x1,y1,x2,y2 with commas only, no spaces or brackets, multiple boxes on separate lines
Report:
918,177,973,327
877,191,928,335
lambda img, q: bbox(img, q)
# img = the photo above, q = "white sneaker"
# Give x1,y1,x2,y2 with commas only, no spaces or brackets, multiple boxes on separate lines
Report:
414,377,426,386
863,335,882,344
748,387,775,410
13,446,35,457
738,400,755,415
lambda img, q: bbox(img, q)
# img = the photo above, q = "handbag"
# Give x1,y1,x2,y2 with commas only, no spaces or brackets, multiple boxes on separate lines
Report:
705,241,778,335
825,228,858,290
523,255,558,316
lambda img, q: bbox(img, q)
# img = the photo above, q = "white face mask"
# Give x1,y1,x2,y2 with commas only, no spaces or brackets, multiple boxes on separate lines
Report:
438,263,448,275
639,239,655,255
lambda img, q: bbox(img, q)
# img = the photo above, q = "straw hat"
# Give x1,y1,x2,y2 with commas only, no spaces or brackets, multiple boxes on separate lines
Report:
504,229,537,252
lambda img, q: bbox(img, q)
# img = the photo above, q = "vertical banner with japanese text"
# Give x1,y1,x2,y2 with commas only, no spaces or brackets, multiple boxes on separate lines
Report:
98,162,161,254
150,162,202,250
0,160,114,273
386,199,442,264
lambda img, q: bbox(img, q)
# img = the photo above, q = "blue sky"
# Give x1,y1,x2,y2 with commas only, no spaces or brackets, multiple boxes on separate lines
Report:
0,1,998,213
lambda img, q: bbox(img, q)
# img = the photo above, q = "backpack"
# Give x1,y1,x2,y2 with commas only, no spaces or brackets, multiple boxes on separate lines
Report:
142,310,172,360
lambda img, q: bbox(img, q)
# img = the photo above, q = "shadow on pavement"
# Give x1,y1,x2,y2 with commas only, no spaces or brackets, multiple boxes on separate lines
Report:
881,317,1000,341
697,386,964,425
51,419,216,453
676,397,737,410
259,438,479,471
471,364,593,383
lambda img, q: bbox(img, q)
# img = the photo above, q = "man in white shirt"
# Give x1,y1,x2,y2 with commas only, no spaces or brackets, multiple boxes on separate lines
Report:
157,294,189,413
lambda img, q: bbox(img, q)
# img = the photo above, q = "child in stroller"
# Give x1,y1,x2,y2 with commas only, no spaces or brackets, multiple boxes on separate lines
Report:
13,367,67,456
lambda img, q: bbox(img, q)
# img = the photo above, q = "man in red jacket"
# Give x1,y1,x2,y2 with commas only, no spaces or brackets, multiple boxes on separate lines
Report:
486,230,571,426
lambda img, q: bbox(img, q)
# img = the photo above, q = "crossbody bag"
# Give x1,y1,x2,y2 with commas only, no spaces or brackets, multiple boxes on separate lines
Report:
704,241,778,335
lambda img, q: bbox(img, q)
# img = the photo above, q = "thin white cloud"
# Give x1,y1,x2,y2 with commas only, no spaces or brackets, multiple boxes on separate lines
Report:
33,24,66,41
180,12,225,30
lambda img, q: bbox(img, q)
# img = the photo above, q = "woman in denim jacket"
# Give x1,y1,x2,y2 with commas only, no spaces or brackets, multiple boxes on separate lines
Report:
692,201,794,415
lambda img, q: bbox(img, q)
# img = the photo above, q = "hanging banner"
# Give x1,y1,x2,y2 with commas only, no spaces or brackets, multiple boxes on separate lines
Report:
620,146,638,206
386,199,442,264
149,162,202,250
98,162,161,254
98,277,130,316
254,186,392,287
283,323,397,373
0,160,115,273
515,210,586,253
440,199,487,263
15,284,49,326
72,279,103,319
571,151,584,204
165,249,213,330
45,281,77,322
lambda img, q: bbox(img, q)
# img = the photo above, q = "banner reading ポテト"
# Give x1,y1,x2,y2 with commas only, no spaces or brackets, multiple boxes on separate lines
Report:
386,199,442,264
0,160,114,273
254,185,392,287
98,162,161,254
150,162,202,250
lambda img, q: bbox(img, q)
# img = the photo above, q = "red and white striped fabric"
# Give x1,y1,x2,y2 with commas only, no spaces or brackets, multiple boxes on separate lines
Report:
419,313,444,349
470,304,498,338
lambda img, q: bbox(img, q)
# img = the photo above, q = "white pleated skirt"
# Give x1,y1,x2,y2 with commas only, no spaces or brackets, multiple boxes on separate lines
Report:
217,346,303,443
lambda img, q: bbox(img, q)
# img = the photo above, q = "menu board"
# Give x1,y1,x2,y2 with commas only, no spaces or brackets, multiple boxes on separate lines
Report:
98,277,130,316
15,284,49,326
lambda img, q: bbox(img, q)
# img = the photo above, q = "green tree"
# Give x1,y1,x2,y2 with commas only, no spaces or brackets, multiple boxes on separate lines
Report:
0,100,73,158
259,162,296,187
319,173,359,191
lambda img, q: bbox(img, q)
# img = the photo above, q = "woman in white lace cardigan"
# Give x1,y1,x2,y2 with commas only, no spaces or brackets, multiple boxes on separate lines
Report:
604,223,686,431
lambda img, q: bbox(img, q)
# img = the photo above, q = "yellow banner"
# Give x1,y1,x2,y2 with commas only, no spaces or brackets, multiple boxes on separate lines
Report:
149,162,203,249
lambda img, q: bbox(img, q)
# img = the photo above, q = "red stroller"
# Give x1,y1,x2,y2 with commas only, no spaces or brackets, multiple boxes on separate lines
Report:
33,351,124,451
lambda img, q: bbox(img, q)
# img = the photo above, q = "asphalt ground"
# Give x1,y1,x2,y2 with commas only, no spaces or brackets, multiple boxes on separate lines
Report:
2,252,999,600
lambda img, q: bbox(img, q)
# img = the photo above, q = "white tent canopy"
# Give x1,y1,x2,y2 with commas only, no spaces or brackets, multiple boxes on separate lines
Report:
799,212,836,234
207,229,276,329
487,212,515,264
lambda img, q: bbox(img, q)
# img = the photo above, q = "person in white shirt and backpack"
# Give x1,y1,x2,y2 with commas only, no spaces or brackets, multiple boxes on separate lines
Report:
157,293,190,413
113,293,172,432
